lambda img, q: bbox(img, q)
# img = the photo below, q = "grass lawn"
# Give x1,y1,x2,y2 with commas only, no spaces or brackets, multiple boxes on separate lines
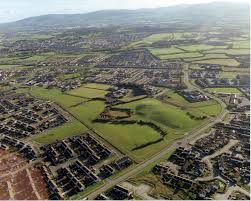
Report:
149,47,184,55
29,87,87,108
206,88,242,94
158,52,203,60
193,59,240,66
31,120,89,144
204,48,250,55
68,86,108,98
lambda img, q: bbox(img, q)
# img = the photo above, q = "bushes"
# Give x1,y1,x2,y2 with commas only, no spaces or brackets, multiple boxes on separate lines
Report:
186,112,207,120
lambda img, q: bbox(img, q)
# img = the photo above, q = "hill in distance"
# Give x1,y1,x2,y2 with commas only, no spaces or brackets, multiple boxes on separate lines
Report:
0,2,249,32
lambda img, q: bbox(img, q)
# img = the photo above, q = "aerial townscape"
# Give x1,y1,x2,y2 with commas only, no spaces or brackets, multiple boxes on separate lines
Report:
0,1,250,200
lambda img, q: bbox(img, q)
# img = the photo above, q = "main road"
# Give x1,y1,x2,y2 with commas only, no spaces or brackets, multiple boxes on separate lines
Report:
86,65,227,199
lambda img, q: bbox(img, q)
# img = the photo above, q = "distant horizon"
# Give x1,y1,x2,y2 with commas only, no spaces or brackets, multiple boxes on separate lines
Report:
0,0,249,24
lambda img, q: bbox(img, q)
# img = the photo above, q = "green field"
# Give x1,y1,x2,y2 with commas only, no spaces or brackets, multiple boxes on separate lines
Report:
178,44,227,51
93,123,164,161
159,90,222,114
196,104,223,116
232,40,250,49
60,73,81,80
143,32,203,44
127,32,206,48
158,52,203,60
143,33,173,43
31,120,89,144
193,59,240,66
68,85,108,98
206,88,242,94
149,47,184,55
83,83,111,90
22,86,222,162
69,101,106,124
204,48,249,55
116,98,205,130
0,65,31,69
29,87,87,108
219,71,248,79
184,53,229,62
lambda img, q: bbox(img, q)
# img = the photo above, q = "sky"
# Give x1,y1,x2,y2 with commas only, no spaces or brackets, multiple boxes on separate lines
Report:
0,0,249,23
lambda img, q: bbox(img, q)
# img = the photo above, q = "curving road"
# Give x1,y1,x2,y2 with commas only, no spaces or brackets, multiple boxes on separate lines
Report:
86,65,228,199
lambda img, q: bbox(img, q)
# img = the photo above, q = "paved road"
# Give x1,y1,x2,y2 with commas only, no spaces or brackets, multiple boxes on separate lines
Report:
85,66,228,199
214,185,250,200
